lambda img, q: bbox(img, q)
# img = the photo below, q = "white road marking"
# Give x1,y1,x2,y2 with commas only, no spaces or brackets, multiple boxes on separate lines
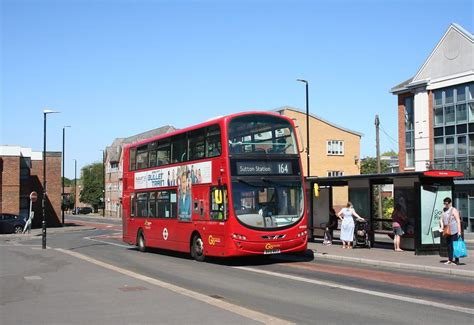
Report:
234,266,474,315
24,276,42,280
83,236,131,249
55,248,293,325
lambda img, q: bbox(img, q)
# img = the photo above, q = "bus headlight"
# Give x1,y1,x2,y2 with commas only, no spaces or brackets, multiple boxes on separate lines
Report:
297,230,307,238
232,233,247,240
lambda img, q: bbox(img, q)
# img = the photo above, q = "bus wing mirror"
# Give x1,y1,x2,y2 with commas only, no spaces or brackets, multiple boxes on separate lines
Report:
214,189,223,204
292,119,305,153
313,184,319,197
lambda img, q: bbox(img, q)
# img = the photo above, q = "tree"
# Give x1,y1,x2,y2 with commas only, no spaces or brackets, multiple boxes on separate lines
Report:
62,177,74,187
80,162,104,210
382,150,398,157
360,157,389,174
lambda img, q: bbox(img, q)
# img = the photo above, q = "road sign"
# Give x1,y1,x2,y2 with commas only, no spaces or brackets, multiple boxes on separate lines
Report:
30,191,38,203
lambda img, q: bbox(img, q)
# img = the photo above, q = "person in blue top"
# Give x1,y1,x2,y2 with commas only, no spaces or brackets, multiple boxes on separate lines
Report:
440,197,462,265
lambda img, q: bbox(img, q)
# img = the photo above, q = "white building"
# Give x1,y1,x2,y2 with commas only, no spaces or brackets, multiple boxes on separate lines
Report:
390,23,473,231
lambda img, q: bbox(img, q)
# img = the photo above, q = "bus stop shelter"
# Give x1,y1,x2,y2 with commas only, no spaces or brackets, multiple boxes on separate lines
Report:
306,170,463,255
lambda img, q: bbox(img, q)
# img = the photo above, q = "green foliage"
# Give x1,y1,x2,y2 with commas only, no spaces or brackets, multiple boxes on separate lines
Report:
360,157,389,174
383,196,394,218
80,163,104,207
62,177,74,187
382,150,398,157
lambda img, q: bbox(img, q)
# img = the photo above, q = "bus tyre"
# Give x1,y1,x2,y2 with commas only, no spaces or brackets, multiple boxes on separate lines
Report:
192,235,206,262
137,232,147,252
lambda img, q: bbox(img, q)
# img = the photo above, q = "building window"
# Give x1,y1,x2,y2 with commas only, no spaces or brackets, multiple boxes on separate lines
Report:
326,140,344,155
327,170,344,177
432,83,473,172
434,138,444,158
445,105,455,124
457,136,467,155
446,137,455,156
469,134,474,156
405,97,414,168
456,104,467,123
434,107,443,126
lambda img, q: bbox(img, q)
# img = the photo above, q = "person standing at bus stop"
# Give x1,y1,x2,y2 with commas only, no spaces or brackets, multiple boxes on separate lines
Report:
323,208,338,246
338,202,365,249
440,197,462,265
391,204,407,252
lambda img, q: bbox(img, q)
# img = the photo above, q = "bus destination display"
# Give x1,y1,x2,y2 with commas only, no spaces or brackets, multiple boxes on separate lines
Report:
236,161,292,175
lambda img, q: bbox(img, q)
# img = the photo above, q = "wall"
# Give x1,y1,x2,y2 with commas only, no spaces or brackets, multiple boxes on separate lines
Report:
30,152,62,227
280,108,361,208
0,156,20,214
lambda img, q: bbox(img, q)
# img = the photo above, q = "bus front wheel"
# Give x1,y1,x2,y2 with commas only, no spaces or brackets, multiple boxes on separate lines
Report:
192,235,206,262
137,231,147,252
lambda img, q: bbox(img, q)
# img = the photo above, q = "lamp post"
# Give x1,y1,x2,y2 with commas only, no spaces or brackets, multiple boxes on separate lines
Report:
42,109,60,249
297,79,310,177
101,149,105,217
73,159,77,214
62,125,71,226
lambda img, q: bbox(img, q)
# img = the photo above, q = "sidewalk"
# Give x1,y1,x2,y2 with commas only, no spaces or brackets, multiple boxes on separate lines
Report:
308,235,474,278
0,245,264,324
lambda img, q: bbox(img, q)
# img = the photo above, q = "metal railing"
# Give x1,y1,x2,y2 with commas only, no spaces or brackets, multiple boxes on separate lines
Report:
426,159,474,179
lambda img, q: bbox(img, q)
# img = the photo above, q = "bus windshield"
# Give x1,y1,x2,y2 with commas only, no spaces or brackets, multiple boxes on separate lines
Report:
228,115,298,155
231,179,304,229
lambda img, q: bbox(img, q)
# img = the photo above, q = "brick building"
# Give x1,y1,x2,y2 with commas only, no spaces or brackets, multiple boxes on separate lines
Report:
390,23,474,232
104,126,176,217
276,106,363,209
0,146,62,228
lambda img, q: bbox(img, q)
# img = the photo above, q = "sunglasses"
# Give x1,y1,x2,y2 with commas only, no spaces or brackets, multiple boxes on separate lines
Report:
443,202,450,205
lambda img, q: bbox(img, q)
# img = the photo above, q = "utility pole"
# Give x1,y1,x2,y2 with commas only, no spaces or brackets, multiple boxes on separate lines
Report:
375,115,381,174
375,115,382,222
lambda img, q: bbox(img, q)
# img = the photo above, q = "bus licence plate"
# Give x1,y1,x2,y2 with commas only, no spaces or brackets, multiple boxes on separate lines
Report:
264,249,281,255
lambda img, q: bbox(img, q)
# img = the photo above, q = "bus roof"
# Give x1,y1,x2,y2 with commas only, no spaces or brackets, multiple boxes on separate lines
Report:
124,111,293,149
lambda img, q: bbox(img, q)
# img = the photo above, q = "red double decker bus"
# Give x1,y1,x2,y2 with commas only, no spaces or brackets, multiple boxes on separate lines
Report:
122,112,307,261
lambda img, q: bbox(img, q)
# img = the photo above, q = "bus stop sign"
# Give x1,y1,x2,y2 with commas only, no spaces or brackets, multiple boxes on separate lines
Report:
30,191,38,203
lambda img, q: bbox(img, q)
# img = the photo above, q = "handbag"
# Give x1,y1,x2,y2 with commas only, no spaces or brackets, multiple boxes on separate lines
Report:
442,208,453,237
443,225,451,237
453,237,468,258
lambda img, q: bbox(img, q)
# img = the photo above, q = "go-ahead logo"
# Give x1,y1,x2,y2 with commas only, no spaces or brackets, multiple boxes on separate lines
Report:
208,235,221,246
265,243,281,250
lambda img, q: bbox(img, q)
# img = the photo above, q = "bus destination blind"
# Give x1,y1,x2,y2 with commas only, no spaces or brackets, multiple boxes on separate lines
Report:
236,161,292,175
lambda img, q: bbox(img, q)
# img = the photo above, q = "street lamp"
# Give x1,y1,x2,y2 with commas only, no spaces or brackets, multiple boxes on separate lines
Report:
62,125,71,226
101,149,105,217
42,109,60,249
73,159,77,214
297,79,310,177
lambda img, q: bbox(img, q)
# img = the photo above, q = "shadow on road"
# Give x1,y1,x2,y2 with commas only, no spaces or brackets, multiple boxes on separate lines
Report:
136,247,315,266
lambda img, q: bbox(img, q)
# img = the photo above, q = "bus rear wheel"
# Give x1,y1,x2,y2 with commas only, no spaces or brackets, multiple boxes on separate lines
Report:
137,232,147,252
192,235,206,262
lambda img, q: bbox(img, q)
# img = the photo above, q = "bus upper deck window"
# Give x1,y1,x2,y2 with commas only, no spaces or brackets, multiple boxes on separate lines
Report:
206,125,221,157
129,148,137,171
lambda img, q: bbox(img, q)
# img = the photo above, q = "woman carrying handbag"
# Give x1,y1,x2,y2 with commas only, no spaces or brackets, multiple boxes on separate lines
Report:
440,197,462,265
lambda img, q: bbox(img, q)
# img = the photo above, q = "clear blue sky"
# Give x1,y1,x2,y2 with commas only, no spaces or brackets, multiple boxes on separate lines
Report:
1,0,473,179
